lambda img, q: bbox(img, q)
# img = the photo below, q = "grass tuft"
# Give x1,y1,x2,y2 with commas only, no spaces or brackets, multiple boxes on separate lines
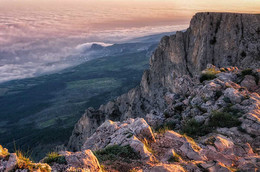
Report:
200,68,220,83
43,152,67,165
94,145,141,163
15,150,51,172
0,145,10,159
184,134,201,152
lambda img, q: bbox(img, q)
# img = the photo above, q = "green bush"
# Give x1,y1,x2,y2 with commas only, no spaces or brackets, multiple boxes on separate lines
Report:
94,145,141,163
240,68,259,84
181,109,242,137
181,119,210,137
223,97,231,103
208,111,241,128
241,68,253,76
164,111,171,118
200,68,220,83
43,152,67,165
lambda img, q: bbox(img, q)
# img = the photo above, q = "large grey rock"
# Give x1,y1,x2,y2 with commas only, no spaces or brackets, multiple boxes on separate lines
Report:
60,150,102,172
82,118,155,160
4,153,18,172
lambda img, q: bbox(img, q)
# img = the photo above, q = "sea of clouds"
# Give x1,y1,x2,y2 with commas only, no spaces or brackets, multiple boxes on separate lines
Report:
0,1,189,83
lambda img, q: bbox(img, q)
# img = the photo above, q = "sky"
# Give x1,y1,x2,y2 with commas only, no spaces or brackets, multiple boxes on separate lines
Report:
0,0,259,82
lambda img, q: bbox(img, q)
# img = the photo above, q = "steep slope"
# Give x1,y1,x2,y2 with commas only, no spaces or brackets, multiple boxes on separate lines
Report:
68,12,260,151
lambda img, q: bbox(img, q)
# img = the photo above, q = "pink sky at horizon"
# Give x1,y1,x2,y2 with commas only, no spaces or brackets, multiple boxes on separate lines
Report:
1,0,259,43
1,0,259,24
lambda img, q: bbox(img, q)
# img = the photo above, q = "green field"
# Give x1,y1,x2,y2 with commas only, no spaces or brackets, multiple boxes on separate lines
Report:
0,50,151,161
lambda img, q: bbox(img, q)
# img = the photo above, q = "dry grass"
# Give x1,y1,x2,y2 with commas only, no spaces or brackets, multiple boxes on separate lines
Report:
0,145,10,159
15,150,51,172
184,135,201,152
141,138,155,154
200,68,220,82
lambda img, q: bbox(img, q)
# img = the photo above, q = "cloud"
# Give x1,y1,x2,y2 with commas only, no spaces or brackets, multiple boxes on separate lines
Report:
0,1,190,83
0,23,189,83
75,42,113,53
0,62,72,83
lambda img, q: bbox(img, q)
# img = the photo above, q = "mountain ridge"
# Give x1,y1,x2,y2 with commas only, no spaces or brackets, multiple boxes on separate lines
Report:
68,12,260,151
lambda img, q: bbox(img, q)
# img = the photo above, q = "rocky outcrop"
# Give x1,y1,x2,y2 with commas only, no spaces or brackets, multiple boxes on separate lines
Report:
0,145,102,172
73,116,259,171
82,118,156,160
4,62,260,171
53,150,102,172
0,145,51,172
68,12,260,151
67,65,260,171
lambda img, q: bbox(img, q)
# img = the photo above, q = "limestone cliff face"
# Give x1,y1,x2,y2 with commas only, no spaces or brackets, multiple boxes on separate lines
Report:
68,12,260,151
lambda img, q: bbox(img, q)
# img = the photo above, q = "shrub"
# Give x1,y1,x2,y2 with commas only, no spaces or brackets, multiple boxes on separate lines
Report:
181,109,241,138
240,68,259,84
43,152,67,165
94,145,141,163
181,119,210,137
208,111,241,128
164,111,171,118
223,97,231,103
215,90,222,99
200,68,220,83
241,68,253,76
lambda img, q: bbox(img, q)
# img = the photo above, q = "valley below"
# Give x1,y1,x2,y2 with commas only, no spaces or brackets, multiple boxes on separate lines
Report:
0,34,169,160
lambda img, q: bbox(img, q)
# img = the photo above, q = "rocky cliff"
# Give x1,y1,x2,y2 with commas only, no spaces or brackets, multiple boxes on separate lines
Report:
2,12,260,172
68,12,260,151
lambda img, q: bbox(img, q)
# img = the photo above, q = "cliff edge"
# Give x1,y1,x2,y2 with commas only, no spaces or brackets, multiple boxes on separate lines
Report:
68,12,260,151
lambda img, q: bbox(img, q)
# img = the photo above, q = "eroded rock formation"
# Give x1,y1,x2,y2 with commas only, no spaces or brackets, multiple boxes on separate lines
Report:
68,12,260,151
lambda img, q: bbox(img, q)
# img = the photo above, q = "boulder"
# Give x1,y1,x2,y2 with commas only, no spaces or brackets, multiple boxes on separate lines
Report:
82,118,155,160
60,150,102,172
5,153,18,172
241,75,259,93
223,87,242,104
